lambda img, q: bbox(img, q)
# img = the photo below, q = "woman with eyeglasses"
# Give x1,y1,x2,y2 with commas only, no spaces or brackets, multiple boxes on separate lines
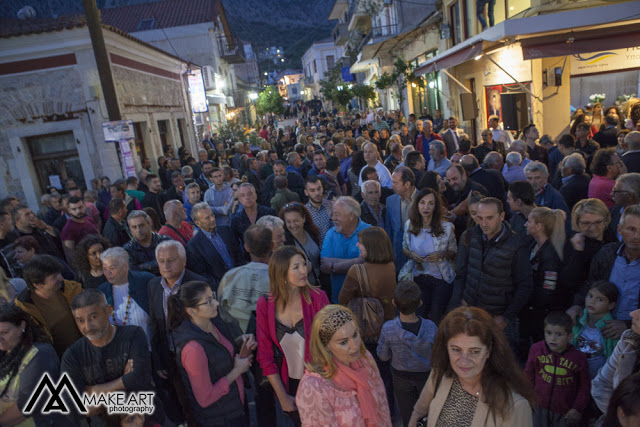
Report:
280,203,321,285
565,198,618,321
169,281,256,426
256,246,329,425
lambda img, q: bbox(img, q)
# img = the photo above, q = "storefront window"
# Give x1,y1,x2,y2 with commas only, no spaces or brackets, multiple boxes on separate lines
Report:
27,131,86,193
507,0,530,18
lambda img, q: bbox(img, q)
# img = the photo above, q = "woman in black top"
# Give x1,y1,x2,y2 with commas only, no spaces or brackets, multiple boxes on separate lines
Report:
73,235,110,289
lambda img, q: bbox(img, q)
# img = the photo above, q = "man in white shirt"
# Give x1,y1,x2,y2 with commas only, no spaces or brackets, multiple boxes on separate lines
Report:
358,142,393,189
489,115,513,149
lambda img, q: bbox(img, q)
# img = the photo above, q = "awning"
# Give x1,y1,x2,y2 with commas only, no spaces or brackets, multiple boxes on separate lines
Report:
207,93,226,104
415,41,483,75
350,57,378,74
520,22,640,60
414,0,640,75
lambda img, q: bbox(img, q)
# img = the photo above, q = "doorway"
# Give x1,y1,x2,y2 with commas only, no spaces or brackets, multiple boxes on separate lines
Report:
27,131,86,193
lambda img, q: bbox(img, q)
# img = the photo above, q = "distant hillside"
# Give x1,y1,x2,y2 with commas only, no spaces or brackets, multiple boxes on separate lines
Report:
2,0,334,67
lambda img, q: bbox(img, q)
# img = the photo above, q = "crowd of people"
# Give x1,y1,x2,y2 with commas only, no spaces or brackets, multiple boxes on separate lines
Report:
0,98,640,427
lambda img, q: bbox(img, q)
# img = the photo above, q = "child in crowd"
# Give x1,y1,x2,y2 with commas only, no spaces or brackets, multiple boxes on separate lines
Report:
572,280,620,379
525,312,590,426
377,280,438,426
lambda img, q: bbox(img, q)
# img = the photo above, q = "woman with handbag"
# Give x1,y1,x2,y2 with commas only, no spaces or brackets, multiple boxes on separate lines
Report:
399,188,457,325
256,246,329,426
296,304,392,426
408,307,535,427
338,226,396,414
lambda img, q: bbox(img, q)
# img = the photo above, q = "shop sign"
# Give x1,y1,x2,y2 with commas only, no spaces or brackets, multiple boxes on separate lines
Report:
102,120,137,178
570,47,640,75
482,45,532,86
187,68,208,113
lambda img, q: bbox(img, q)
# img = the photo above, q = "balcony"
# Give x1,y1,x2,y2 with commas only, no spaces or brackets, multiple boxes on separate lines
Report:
372,23,398,39
218,34,246,64
333,22,349,45
347,0,372,32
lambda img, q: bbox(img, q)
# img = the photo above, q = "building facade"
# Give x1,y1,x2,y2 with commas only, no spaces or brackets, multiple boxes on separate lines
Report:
301,38,344,100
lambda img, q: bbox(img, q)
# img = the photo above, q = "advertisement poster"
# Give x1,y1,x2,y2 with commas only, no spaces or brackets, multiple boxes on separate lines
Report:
187,68,208,113
102,120,137,178
571,47,640,76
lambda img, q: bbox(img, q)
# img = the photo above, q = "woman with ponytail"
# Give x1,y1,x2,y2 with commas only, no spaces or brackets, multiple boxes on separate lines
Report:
0,305,61,426
520,207,572,347
168,281,256,426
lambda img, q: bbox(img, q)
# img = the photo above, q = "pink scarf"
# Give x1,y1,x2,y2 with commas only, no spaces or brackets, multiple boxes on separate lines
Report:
331,355,378,427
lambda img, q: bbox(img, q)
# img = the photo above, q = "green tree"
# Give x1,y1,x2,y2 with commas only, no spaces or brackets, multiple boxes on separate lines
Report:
256,86,285,116
375,57,423,116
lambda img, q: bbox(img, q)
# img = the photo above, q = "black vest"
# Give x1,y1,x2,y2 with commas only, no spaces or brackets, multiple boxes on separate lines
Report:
173,317,245,425
462,224,524,315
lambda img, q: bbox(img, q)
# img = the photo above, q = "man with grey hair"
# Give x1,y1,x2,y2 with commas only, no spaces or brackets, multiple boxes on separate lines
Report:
147,240,208,418
98,247,154,343
231,141,245,174
360,180,385,227
359,142,392,188
427,140,451,177
320,196,371,302
187,202,243,288
192,148,209,178
256,215,286,250
524,161,570,216
483,151,504,172
622,131,640,173
415,119,443,158
609,172,640,238
230,183,276,246
559,152,591,210
123,210,171,275
503,152,526,183
158,199,194,247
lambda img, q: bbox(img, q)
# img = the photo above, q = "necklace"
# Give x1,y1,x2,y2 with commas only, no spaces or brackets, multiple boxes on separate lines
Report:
112,294,132,326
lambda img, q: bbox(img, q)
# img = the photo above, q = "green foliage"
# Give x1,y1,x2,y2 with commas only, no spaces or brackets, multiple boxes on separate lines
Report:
256,86,285,116
373,57,423,115
351,84,376,101
216,119,244,143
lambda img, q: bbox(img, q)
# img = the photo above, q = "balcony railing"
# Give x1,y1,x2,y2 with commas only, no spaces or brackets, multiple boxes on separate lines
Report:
333,22,349,45
372,24,398,38
218,34,246,64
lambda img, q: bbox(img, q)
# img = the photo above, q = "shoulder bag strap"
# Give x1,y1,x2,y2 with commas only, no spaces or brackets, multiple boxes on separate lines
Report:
165,223,188,245
360,264,372,296
354,263,366,297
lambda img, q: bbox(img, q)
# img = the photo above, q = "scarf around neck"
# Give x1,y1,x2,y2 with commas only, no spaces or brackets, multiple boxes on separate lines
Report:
331,354,378,426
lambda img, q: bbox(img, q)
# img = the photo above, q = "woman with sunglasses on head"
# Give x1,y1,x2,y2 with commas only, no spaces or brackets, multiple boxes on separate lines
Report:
256,246,329,425
169,281,256,426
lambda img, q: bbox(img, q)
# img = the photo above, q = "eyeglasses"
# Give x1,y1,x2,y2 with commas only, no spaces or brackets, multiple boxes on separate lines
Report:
578,219,605,228
284,202,301,209
195,293,217,307
612,190,630,194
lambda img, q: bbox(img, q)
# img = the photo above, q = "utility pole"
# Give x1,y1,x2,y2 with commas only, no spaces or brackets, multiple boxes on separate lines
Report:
82,0,121,120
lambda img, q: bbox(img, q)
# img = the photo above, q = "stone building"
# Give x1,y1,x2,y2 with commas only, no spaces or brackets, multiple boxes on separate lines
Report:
0,15,195,210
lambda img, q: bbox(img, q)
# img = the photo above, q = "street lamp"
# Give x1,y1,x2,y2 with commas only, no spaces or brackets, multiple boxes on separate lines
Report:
249,92,258,100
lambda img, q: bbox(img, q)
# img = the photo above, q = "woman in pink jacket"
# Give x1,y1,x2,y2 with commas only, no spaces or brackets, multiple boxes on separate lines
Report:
256,245,329,424
296,305,392,427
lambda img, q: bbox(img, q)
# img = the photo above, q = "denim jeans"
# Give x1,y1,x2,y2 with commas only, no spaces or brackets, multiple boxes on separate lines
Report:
476,0,496,29
414,274,453,325
392,371,428,426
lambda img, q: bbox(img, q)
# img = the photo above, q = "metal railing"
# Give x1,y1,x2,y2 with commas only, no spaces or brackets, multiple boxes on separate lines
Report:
217,34,246,62
372,23,398,38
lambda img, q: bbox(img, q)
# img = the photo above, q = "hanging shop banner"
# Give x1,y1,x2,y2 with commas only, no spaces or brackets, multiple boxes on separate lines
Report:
119,139,137,178
102,120,134,142
188,68,209,113
482,45,532,87
570,47,640,76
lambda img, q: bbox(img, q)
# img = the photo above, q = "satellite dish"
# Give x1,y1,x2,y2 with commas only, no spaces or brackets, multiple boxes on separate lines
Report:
17,6,37,20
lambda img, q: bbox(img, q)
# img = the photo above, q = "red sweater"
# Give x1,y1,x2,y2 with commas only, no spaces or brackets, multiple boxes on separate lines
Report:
158,221,194,247
524,340,590,415
256,289,329,393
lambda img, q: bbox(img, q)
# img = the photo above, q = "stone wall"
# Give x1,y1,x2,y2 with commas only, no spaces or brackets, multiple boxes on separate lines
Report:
113,66,185,114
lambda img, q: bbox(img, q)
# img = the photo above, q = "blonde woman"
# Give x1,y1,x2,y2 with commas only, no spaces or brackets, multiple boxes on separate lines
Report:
296,305,392,426
256,246,329,423
521,207,571,346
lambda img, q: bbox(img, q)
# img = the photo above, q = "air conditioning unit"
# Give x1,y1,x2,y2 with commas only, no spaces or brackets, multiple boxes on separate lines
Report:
202,66,216,90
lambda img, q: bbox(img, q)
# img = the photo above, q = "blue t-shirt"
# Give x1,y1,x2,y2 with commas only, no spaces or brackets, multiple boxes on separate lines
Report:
320,220,371,302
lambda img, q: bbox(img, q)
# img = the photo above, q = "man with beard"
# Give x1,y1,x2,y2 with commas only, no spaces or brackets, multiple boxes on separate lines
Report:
61,196,99,262
62,289,160,424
